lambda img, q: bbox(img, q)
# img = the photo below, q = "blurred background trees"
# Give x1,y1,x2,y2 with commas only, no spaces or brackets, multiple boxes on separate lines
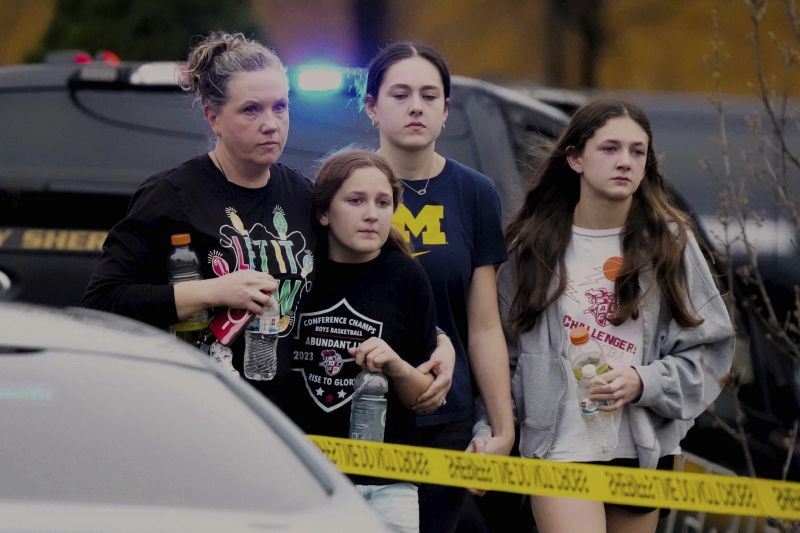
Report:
0,0,796,96
24,0,260,62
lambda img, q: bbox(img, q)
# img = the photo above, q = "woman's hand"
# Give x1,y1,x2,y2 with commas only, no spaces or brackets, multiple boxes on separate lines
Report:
412,333,455,414
207,270,278,314
591,365,643,411
349,337,404,377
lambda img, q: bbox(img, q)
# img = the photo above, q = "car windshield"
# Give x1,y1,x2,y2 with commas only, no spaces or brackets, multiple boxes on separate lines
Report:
0,351,327,511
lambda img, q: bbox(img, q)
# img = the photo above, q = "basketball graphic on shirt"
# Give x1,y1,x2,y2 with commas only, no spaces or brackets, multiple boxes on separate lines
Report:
603,256,624,281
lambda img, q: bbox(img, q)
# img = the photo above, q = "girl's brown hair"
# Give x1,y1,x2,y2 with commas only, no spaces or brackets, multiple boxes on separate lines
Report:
505,98,704,332
312,149,411,256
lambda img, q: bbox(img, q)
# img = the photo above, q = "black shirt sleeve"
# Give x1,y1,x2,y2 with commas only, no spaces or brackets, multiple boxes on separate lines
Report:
82,175,184,327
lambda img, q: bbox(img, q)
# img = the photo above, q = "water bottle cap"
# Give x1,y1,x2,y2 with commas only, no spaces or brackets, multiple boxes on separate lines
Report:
569,326,590,345
171,233,191,246
354,370,389,395
581,363,597,379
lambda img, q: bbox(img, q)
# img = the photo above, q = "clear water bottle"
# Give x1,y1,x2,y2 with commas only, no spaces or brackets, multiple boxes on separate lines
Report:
568,326,610,406
167,233,209,345
243,294,280,381
348,370,388,442
577,364,619,454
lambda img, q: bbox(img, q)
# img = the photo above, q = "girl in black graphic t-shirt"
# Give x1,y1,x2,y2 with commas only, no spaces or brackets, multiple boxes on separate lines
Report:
284,149,437,533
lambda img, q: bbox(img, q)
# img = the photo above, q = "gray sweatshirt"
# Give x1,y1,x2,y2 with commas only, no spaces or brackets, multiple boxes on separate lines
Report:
476,232,734,469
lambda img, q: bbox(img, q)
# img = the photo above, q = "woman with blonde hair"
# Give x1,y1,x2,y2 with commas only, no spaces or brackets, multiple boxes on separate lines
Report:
83,32,315,404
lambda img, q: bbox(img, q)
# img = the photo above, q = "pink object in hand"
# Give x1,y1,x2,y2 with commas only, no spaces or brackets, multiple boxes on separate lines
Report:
208,307,253,346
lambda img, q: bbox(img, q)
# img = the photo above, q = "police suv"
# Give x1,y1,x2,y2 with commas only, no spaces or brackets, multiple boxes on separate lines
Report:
0,54,565,306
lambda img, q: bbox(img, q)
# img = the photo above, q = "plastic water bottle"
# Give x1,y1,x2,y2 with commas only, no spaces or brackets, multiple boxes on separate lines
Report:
577,363,619,454
167,233,209,345
568,326,617,454
243,294,280,381
568,326,610,406
349,370,388,442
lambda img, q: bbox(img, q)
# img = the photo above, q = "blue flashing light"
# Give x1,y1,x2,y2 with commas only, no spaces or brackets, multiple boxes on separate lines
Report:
295,64,344,93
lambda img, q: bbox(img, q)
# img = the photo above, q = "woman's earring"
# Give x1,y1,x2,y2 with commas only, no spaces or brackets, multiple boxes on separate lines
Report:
372,120,380,128
442,121,446,129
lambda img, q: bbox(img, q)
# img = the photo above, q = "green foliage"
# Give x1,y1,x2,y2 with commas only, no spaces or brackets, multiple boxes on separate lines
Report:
27,0,263,62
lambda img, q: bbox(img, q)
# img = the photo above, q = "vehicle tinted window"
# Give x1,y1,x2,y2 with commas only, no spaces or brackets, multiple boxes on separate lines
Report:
0,89,207,193
2,86,480,189
0,353,327,510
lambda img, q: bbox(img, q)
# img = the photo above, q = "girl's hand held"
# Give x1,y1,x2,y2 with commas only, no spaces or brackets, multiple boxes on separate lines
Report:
348,337,405,377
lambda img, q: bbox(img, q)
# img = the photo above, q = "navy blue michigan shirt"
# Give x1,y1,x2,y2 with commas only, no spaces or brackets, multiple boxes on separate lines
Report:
391,158,508,427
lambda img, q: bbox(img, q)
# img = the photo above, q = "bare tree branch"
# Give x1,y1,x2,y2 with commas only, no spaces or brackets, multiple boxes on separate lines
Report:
782,0,800,38
749,1,800,172
706,3,800,489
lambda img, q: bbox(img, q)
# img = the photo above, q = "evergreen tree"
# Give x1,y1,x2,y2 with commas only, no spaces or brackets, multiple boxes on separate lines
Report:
29,0,262,62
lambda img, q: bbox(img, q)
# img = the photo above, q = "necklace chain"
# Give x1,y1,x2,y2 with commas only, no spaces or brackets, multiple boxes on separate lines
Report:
397,156,442,196
211,151,228,180
401,176,432,196
210,150,271,187
209,151,230,181
210,151,269,232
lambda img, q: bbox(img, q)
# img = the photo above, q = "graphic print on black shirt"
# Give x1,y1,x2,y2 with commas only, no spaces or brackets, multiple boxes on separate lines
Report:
293,298,382,412
208,204,314,338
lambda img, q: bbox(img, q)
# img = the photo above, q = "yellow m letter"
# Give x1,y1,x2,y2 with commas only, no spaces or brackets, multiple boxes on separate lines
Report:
392,205,446,245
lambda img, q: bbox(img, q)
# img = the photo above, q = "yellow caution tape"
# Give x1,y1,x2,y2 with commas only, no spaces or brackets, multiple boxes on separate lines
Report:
309,435,800,520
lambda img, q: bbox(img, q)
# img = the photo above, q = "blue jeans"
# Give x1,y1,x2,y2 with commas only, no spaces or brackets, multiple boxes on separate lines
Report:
357,482,419,533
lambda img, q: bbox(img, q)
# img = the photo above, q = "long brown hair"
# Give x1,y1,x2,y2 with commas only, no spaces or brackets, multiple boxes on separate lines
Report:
505,98,703,332
312,149,412,256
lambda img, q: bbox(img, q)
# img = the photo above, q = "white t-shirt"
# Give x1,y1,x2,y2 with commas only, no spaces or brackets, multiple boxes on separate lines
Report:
548,226,643,462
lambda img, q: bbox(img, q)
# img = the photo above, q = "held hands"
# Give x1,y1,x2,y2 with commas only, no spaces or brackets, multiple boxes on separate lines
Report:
467,433,514,456
464,432,515,496
349,337,405,377
412,334,456,414
208,271,278,314
590,365,643,411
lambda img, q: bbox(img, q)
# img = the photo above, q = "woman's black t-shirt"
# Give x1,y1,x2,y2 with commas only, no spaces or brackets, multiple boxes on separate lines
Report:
83,154,317,394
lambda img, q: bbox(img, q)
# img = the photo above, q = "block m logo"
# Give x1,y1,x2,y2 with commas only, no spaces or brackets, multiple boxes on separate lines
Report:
392,205,446,245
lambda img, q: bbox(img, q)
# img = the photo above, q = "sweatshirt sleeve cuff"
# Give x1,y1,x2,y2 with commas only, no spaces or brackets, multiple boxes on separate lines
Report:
631,363,659,406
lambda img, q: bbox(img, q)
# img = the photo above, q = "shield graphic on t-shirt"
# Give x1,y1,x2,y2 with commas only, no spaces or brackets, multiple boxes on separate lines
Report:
292,298,383,412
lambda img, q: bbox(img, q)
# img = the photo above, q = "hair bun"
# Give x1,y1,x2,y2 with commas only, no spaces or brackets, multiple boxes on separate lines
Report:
181,32,283,111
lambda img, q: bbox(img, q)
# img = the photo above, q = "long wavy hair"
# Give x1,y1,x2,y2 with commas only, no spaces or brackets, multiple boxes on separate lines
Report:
505,98,703,332
312,149,412,256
